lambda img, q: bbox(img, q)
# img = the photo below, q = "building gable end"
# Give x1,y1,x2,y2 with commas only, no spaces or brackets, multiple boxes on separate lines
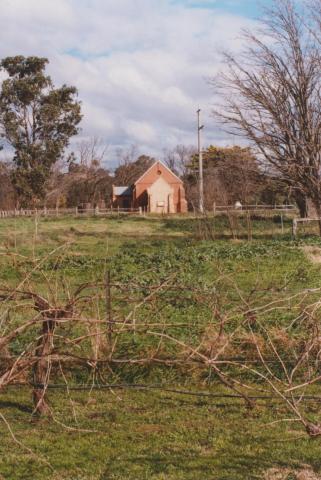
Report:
134,160,183,186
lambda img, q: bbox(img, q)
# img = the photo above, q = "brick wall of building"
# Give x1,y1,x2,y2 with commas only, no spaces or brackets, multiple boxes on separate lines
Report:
133,161,187,213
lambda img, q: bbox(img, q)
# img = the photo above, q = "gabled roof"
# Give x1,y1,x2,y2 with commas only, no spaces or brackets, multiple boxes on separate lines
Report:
113,186,132,196
134,160,183,185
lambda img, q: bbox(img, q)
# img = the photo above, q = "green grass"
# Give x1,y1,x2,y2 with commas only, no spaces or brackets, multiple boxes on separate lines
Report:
1,214,321,479
1,387,321,480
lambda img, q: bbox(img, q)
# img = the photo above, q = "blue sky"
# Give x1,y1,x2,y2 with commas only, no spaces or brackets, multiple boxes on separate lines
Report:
173,0,262,17
0,0,268,166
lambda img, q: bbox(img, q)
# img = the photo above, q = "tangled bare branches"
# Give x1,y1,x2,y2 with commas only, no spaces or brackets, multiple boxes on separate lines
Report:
1,263,321,438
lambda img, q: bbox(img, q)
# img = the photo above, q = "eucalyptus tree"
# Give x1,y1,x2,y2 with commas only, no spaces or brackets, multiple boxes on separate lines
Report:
0,56,82,206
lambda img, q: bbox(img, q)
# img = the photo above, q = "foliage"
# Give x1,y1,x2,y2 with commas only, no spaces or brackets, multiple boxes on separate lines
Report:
0,56,82,206
0,162,15,209
185,145,290,208
64,162,112,208
114,152,155,186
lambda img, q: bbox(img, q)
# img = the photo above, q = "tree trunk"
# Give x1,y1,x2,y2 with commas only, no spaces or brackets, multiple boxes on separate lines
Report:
295,191,308,218
32,317,55,416
312,199,321,237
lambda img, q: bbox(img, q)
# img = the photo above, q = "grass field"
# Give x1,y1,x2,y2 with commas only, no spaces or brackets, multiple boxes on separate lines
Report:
1,214,321,480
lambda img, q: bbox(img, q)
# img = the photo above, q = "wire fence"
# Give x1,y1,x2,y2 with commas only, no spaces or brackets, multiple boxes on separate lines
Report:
0,206,142,219
4,382,321,403
212,204,296,213
0,204,298,219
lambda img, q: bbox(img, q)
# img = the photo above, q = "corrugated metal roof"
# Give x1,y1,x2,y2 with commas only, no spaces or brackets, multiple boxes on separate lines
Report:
113,186,132,196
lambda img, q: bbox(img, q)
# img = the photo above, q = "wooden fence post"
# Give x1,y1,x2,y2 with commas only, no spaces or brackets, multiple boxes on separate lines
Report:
34,209,38,239
292,218,298,238
213,202,216,217
105,271,113,348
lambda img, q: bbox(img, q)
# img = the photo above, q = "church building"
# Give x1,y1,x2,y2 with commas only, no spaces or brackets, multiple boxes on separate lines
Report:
112,161,188,213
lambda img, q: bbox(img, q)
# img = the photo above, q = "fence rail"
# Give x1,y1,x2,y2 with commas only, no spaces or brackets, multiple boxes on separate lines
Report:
0,204,298,219
213,204,296,213
292,217,321,237
0,206,142,219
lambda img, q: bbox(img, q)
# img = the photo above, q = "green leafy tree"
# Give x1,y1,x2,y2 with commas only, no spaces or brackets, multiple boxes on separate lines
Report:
0,161,15,209
186,146,264,207
0,56,82,206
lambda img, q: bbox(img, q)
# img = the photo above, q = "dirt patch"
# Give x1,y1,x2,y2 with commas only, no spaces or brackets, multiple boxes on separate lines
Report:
265,467,321,480
135,424,163,434
302,246,321,264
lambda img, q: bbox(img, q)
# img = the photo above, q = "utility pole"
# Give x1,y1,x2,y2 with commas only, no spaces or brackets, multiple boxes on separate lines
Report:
197,108,204,213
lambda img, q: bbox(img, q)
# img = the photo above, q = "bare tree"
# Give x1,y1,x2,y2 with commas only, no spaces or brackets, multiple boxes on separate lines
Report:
45,137,112,208
77,137,108,168
163,144,196,177
214,0,321,227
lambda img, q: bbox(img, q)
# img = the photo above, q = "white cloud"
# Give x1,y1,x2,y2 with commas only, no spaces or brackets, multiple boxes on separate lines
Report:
0,0,256,166
125,120,157,144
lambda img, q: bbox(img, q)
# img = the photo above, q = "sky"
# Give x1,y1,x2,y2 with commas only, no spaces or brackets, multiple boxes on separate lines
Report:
0,0,264,167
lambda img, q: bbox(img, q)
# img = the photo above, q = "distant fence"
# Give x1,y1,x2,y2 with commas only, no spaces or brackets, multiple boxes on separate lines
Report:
0,204,298,220
212,204,297,214
292,217,321,237
0,206,142,219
